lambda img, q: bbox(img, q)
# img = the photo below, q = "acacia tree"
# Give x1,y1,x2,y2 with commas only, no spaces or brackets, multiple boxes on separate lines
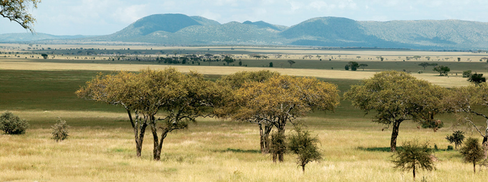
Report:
217,70,280,154
1,0,40,32
460,138,485,173
392,140,434,181
76,71,148,157
231,75,340,162
344,71,447,152
433,65,450,76
77,68,224,160
443,84,488,158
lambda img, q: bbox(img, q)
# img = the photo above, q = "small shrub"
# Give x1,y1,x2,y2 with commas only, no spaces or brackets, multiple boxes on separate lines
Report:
447,145,454,151
0,111,29,134
51,118,70,142
446,130,465,149
288,126,322,173
392,140,434,181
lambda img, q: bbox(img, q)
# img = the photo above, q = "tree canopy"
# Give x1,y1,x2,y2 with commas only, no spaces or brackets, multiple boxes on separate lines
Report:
76,68,225,160
443,84,488,158
344,71,447,152
433,65,450,76
231,74,340,161
1,0,40,32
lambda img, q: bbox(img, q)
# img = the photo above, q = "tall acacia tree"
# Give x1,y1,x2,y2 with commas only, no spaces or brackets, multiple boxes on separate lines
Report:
1,0,40,32
344,71,447,152
217,70,280,154
232,75,340,161
443,84,488,158
77,68,224,160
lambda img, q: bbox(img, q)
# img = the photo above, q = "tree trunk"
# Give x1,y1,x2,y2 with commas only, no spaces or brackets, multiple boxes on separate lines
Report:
474,161,476,173
135,122,147,158
150,122,161,161
413,165,416,181
483,136,488,159
390,120,402,152
259,123,264,154
302,164,305,173
263,124,272,154
278,126,285,162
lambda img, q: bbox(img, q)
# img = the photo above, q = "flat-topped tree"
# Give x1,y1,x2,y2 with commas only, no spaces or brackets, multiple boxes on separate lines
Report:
216,70,280,154
344,71,447,152
232,75,340,161
77,68,225,160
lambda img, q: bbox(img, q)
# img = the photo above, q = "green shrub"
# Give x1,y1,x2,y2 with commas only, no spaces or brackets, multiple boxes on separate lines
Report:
0,111,29,134
288,127,322,173
447,145,454,151
392,140,434,181
270,131,286,163
51,118,70,142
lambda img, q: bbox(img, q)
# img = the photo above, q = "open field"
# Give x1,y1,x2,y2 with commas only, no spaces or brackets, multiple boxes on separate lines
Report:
1,46,488,181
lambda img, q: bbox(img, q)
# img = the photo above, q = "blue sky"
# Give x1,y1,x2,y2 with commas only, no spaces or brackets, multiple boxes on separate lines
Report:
1,0,488,35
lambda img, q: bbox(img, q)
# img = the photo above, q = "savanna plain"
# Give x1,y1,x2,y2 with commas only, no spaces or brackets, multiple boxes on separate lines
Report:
1,44,488,181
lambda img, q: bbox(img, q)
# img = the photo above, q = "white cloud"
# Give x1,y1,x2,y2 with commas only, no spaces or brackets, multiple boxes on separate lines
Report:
111,4,148,24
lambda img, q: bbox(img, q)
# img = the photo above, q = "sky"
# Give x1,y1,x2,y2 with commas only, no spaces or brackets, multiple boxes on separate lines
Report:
1,0,488,35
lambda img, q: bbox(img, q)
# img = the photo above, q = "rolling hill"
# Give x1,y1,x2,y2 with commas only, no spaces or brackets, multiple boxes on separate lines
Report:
3,13,488,50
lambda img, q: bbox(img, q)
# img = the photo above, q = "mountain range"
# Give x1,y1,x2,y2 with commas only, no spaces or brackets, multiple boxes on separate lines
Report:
2,13,488,50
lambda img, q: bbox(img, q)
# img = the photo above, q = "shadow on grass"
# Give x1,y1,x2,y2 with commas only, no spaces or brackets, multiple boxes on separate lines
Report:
217,148,261,154
357,146,454,152
357,146,401,152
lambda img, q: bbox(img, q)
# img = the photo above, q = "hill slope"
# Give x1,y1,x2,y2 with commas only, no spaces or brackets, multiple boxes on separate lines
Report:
4,14,488,50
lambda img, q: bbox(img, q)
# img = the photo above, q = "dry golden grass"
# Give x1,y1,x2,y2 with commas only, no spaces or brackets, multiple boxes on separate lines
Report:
1,110,488,181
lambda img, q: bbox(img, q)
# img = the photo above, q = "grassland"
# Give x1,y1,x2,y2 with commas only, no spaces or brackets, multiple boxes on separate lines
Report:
1,45,488,181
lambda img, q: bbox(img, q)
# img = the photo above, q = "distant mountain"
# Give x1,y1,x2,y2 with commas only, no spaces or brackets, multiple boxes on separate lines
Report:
3,13,488,50
243,21,287,31
0,33,89,42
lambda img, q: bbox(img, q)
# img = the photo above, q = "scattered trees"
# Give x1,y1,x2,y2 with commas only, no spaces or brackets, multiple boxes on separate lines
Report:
460,138,485,173
1,0,40,32
0,111,29,134
344,71,447,152
443,84,488,158
433,65,450,76
392,140,435,181
76,68,225,160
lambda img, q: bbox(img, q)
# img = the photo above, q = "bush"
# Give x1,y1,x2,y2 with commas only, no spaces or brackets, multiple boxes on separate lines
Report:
0,111,29,134
51,118,70,142
288,126,322,173
392,140,434,181
460,137,485,173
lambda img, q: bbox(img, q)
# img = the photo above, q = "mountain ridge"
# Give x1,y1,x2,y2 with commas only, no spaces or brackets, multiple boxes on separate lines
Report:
2,13,488,50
